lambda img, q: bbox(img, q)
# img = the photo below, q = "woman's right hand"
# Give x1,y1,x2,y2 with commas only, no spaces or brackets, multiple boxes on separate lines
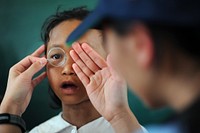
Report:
70,43,141,133
0,45,47,116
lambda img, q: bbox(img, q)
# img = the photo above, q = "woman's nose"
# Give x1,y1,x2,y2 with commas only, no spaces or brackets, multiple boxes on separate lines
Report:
61,65,76,75
61,57,76,76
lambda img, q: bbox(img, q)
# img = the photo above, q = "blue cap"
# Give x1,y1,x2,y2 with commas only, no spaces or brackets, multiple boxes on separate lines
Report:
67,0,200,44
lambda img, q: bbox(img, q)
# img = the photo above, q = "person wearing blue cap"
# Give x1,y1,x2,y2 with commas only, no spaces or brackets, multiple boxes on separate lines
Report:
66,0,200,133
0,0,200,133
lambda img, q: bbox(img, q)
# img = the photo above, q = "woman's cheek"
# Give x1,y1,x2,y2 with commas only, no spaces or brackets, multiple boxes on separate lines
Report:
46,67,60,88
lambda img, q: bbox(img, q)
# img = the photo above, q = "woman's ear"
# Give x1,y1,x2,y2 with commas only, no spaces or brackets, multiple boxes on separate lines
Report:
127,23,154,70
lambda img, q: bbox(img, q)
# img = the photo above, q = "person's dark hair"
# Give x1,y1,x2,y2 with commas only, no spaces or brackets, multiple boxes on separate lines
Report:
106,20,200,71
41,6,90,109
146,24,200,70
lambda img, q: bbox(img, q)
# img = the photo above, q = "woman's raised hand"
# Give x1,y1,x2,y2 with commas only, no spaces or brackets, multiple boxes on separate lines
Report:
70,42,141,133
0,45,47,116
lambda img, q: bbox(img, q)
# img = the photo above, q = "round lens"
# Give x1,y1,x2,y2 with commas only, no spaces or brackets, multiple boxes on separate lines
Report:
47,47,67,67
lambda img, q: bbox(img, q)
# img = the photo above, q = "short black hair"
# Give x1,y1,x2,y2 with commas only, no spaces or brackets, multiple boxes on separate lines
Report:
147,24,200,69
41,6,90,45
41,6,90,109
106,20,200,69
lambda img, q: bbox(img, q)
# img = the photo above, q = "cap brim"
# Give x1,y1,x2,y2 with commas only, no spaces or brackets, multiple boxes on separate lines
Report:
66,9,104,46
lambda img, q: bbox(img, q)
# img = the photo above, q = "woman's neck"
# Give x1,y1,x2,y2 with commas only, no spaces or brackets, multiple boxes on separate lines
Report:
61,100,101,128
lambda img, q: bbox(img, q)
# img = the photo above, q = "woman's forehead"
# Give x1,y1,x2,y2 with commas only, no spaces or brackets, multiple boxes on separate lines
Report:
48,20,103,50
48,20,81,46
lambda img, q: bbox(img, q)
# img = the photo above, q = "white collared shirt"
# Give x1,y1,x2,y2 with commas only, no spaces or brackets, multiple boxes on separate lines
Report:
29,112,115,133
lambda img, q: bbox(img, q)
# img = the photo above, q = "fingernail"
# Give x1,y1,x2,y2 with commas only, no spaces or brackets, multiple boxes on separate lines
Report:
69,50,73,55
82,43,87,49
39,58,47,66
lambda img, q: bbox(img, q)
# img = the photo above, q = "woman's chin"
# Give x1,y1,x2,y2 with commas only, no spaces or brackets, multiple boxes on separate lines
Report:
61,97,90,106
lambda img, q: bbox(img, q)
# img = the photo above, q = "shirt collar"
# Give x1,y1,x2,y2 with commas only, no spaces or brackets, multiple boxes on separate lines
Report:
52,112,111,133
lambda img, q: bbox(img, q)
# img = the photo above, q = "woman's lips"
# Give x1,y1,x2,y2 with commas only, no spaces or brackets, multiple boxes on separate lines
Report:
60,81,79,95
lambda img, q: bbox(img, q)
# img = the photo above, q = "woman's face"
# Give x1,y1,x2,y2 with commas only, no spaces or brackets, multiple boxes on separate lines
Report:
46,19,106,105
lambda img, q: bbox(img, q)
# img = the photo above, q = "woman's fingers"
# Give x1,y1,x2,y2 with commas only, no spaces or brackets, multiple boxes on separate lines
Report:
11,56,40,75
72,42,104,73
72,63,90,87
12,56,46,74
81,43,107,68
31,45,45,57
32,72,47,88
11,45,46,74
70,50,94,77
23,57,47,78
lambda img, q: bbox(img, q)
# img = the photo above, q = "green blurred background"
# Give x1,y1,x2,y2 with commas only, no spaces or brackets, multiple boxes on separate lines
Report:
0,0,173,130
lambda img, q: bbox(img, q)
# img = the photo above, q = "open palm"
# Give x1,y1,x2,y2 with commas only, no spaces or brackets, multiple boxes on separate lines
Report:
70,42,129,121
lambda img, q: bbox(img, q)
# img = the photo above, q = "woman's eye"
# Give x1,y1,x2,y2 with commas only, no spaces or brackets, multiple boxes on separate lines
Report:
51,54,62,60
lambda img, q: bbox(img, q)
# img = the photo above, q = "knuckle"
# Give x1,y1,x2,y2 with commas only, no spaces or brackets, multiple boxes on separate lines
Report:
79,51,85,57
9,66,14,73
87,61,95,67
27,55,32,59
82,65,89,72
84,58,91,65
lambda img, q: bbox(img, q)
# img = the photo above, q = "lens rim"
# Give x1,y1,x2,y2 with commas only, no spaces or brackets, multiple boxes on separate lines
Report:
47,47,67,67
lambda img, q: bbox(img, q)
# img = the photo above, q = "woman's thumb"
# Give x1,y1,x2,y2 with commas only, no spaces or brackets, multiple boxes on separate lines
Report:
24,58,47,78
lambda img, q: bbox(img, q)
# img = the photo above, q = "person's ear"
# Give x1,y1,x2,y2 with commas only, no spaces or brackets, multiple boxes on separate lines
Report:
127,23,154,69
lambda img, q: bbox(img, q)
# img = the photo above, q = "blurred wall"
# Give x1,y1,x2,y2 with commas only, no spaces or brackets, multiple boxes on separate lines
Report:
0,0,172,130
